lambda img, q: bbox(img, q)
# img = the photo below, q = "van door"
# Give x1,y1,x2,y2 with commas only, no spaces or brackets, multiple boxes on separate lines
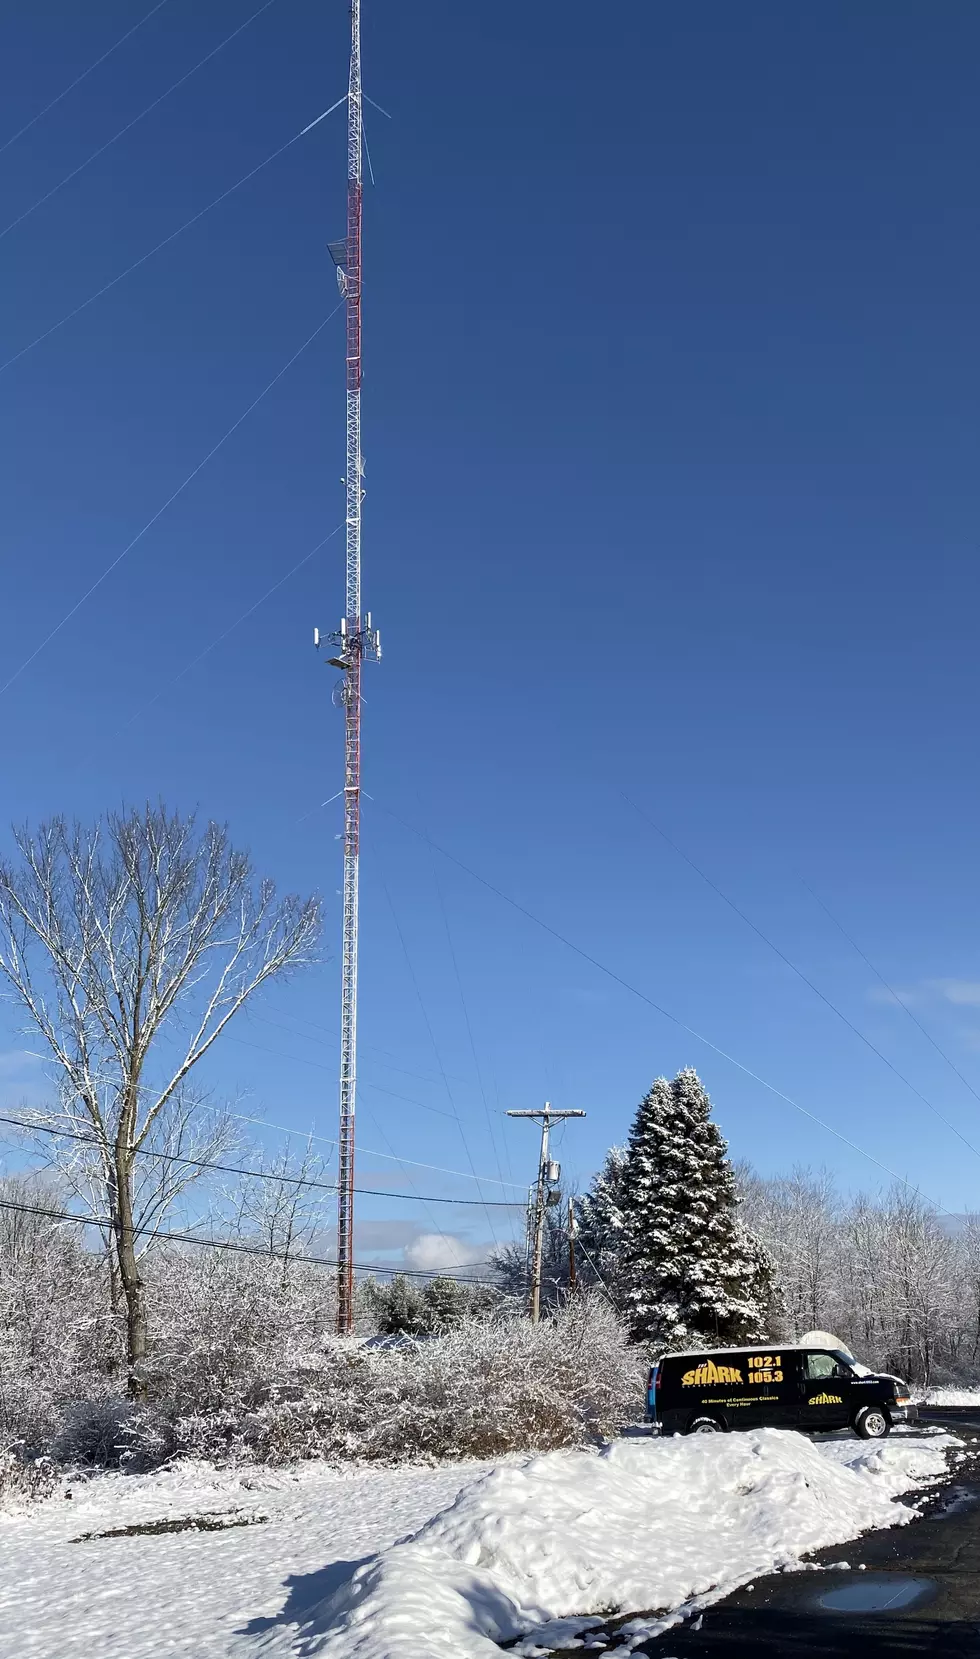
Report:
799,1350,853,1431
741,1350,795,1430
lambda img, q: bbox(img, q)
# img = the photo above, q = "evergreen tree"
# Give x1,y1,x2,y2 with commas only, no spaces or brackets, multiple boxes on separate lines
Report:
618,1068,775,1350
365,1273,427,1335
365,1272,497,1335
575,1146,628,1294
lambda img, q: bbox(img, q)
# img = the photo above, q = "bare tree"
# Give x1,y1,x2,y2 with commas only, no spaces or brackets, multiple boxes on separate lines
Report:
22,1081,241,1320
0,805,321,1390
227,1136,332,1281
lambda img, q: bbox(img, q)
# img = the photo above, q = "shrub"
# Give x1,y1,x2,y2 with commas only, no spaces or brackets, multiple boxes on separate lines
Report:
1,1215,645,1472
0,1451,57,1511
156,1292,645,1467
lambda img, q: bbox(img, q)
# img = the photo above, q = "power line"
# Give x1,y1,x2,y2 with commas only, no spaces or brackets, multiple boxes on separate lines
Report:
0,1080,525,1193
0,308,340,699
621,793,980,1168
371,800,955,1216
358,1103,491,1266
225,1032,460,1121
224,1108,525,1189
374,852,499,1244
0,1110,523,1206
0,0,281,243
424,828,509,1195
120,525,344,732
0,98,348,379
253,1001,477,1089
0,0,172,157
801,877,980,1114
0,1195,492,1283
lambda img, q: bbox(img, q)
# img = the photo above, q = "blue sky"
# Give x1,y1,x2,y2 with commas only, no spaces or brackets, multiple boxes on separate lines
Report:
3,0,980,1267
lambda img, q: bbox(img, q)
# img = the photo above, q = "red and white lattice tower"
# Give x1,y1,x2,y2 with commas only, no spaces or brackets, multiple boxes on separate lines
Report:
319,0,380,1335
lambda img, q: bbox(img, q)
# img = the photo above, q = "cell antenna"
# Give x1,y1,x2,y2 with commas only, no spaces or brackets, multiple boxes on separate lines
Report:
318,0,381,1334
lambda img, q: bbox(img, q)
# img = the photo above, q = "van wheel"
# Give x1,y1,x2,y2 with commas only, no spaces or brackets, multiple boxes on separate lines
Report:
854,1407,890,1440
687,1415,725,1435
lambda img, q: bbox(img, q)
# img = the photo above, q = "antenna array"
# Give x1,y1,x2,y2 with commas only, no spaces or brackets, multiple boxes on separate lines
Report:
319,0,381,1334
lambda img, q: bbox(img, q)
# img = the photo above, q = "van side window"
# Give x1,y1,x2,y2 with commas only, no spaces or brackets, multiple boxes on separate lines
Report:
805,1352,851,1381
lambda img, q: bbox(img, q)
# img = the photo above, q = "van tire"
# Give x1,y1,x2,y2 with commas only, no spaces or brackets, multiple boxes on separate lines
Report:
854,1407,890,1440
686,1415,725,1435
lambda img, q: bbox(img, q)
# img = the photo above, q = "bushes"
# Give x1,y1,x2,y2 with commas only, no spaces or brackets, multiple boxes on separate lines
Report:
0,1184,645,1474
142,1285,643,1468
0,1451,57,1511
0,1178,120,1456
50,1398,175,1472
2,1265,643,1472
178,1293,646,1467
362,1296,645,1462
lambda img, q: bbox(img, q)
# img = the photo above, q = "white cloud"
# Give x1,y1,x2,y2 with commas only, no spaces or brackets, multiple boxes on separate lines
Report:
868,979,980,1011
357,1220,431,1252
867,984,918,1007
403,1233,491,1273
931,979,980,1007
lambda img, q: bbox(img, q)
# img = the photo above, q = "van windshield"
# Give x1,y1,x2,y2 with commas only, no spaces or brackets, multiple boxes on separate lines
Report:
805,1351,856,1381
826,1348,873,1376
842,1356,872,1377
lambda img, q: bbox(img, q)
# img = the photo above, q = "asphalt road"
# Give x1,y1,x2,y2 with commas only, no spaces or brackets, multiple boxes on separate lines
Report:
541,1413,980,1658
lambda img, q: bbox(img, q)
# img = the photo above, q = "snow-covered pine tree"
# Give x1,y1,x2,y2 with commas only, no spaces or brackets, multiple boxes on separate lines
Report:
618,1068,775,1350
575,1146,628,1294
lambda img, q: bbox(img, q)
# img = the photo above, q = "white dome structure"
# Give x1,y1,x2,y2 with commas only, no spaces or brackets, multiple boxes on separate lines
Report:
799,1329,852,1354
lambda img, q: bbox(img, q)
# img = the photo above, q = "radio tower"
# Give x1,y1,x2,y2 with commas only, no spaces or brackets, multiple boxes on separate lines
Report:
319,0,381,1334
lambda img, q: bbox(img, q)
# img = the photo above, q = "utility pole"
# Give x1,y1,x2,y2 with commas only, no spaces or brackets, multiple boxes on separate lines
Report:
317,0,381,1334
567,1196,578,1292
506,1104,586,1322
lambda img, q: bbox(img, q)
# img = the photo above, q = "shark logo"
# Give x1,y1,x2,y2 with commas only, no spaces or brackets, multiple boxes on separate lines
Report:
681,1360,744,1387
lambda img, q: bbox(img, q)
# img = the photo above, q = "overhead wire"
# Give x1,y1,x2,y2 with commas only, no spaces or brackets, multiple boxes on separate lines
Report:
800,877,980,1113
0,1110,523,1206
358,1102,494,1265
0,0,172,157
120,525,344,732
0,0,282,242
373,848,500,1245
337,830,500,1255
621,792,980,1167
225,1032,460,1121
361,114,377,188
223,1108,525,1189
0,1195,491,1283
424,834,509,1195
0,306,341,699
370,800,955,1216
248,1006,476,1091
0,97,348,379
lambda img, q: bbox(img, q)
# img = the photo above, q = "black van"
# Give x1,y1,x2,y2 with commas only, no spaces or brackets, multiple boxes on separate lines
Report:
646,1344,916,1440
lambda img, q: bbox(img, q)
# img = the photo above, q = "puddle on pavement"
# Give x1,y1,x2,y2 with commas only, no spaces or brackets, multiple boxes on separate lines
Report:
934,1483,980,1518
815,1576,935,1613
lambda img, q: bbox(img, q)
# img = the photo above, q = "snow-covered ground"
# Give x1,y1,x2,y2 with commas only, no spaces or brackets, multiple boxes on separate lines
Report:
918,1385,980,1406
0,1457,498,1659
0,1430,959,1659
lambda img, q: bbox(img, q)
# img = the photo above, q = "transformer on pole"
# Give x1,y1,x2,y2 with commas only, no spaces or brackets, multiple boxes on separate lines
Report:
319,0,381,1335
506,1105,586,1322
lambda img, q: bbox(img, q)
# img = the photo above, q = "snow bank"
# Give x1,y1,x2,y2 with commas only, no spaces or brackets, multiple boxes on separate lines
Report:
0,1457,503,1659
296,1430,955,1659
918,1386,980,1406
